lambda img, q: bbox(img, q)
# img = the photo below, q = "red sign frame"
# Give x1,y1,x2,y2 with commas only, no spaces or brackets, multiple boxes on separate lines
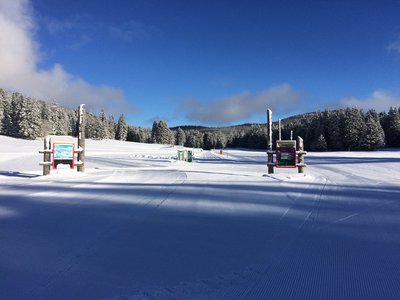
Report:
276,140,297,168
52,143,75,169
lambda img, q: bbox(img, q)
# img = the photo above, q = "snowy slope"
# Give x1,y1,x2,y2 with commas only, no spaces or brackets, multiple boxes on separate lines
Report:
1,135,400,299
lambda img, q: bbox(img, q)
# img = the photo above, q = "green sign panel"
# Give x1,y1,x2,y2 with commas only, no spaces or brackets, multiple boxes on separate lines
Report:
276,140,297,168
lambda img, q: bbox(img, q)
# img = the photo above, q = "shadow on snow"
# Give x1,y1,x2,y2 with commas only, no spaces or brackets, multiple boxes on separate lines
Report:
0,173,400,299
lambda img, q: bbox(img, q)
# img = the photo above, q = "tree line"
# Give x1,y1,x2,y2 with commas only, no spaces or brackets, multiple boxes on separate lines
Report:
1,88,400,151
0,88,133,141
148,108,400,151
280,108,400,151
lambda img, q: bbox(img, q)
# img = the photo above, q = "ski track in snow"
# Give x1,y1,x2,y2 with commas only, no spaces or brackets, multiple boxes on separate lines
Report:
1,136,400,299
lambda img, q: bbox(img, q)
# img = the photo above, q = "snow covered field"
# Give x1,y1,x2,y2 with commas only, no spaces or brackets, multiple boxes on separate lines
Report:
1,135,400,299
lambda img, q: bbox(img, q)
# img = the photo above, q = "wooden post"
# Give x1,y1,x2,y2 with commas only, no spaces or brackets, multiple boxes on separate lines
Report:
297,136,305,174
43,137,51,175
77,104,85,172
267,152,275,174
267,109,273,151
297,136,304,152
278,119,282,141
39,136,52,175
267,108,274,174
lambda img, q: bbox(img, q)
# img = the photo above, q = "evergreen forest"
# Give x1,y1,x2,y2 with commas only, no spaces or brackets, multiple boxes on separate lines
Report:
1,88,400,151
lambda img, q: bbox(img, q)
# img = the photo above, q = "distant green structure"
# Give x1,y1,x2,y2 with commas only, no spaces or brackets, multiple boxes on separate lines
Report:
177,149,193,162
177,150,185,161
187,150,193,162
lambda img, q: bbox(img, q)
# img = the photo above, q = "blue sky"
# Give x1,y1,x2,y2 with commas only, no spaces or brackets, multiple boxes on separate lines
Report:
1,0,400,127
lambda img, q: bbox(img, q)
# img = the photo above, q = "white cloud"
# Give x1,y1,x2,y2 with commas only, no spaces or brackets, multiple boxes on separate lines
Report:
338,90,400,111
387,40,400,54
0,0,135,114
41,13,100,41
67,34,92,50
109,20,157,42
44,17,76,35
181,84,301,125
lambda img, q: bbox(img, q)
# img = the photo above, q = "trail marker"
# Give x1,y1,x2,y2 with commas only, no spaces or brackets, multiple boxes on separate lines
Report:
266,108,307,174
39,104,86,175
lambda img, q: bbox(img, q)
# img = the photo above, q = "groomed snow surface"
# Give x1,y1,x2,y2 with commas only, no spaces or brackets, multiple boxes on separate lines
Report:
1,135,400,300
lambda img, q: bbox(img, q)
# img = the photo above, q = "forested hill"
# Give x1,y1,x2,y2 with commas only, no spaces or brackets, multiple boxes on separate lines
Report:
1,88,400,151
278,109,400,151
167,109,400,151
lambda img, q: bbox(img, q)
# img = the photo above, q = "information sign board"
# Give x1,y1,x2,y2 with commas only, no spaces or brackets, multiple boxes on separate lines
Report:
53,143,74,169
276,140,297,168
54,143,74,159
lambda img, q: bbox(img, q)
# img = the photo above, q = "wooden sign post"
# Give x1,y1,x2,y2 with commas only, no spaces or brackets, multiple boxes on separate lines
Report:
278,119,282,141
267,109,273,151
39,136,52,175
76,104,85,172
297,136,307,174
265,109,307,175
266,108,275,174
39,104,86,175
